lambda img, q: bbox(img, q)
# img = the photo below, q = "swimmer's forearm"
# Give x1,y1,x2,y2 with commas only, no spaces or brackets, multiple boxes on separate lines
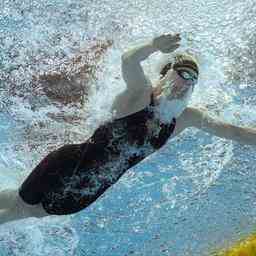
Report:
228,126,256,145
122,41,157,63
122,34,181,64
120,41,157,91
204,121,256,145
120,34,180,91
188,107,256,145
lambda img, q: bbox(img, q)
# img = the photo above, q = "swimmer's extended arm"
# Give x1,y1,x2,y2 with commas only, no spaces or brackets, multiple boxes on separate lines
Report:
185,107,256,145
122,34,181,91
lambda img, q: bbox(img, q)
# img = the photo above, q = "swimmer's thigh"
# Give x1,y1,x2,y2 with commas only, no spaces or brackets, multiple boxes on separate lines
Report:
19,144,84,206
0,189,18,209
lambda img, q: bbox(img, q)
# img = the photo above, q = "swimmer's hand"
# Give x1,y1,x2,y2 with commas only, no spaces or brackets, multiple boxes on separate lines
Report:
152,34,181,53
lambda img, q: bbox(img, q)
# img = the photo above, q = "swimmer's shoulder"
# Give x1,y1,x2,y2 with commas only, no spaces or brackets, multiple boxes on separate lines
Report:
171,107,201,137
112,85,152,119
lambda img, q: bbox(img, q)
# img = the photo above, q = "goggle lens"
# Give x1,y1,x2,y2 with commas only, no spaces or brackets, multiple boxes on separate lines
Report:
177,70,198,84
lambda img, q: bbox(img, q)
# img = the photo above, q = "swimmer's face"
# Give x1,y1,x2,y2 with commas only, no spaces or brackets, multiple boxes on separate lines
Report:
161,67,198,100
172,68,198,98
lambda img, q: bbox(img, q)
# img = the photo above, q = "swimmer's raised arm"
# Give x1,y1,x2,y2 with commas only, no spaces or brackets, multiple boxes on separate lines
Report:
122,34,181,91
184,107,256,145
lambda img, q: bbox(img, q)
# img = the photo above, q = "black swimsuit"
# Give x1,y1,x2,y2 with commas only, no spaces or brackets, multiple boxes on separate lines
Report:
19,99,176,215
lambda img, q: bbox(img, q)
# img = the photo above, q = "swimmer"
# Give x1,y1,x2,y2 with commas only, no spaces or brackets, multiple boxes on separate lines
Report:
1,33,256,224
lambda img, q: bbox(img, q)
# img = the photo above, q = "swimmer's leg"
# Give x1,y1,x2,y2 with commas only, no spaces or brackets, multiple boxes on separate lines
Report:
0,208,27,225
0,189,50,225
0,189,17,209
0,209,15,224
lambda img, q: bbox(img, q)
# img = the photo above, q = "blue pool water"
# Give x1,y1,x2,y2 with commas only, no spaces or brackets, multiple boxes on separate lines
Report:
0,0,256,255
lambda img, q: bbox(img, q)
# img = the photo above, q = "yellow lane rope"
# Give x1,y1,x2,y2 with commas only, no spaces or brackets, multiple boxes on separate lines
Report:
212,234,256,256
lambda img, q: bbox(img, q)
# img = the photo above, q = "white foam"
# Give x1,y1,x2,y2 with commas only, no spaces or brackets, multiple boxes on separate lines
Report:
1,0,256,255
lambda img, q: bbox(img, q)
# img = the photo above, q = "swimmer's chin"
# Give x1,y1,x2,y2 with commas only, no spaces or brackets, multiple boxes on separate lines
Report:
154,85,193,122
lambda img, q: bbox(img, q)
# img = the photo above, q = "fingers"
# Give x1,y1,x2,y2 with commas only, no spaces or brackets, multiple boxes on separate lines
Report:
156,33,181,43
162,34,181,48
163,33,181,42
152,33,182,53
173,33,181,40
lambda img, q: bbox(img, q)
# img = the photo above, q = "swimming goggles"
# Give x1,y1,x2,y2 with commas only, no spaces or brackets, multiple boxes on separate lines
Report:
176,69,198,84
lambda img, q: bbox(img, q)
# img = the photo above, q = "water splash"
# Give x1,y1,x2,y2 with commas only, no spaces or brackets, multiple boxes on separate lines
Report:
1,0,256,255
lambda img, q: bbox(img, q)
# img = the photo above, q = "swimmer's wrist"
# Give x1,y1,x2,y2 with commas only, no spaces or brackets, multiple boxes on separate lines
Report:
150,39,159,52
144,41,158,53
149,41,158,52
